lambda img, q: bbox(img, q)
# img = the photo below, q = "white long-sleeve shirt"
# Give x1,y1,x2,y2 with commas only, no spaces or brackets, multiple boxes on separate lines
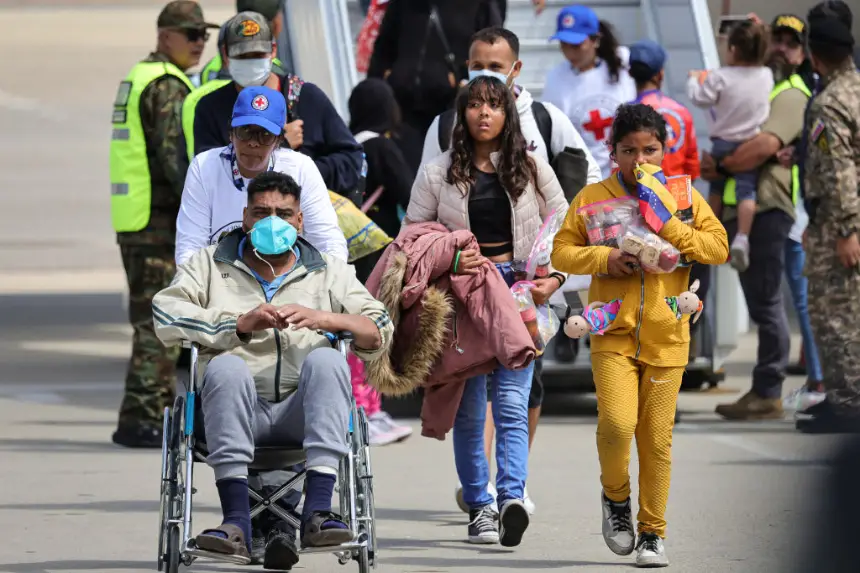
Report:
175,146,348,265
686,66,773,141
419,86,602,185
542,49,638,178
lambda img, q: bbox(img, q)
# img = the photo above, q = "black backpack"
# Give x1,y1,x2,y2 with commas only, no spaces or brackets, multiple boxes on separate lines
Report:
437,100,554,162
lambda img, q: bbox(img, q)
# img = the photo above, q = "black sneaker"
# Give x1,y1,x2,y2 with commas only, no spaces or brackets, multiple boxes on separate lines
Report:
467,506,499,544
600,492,635,555
111,421,162,448
796,400,860,434
499,499,529,547
264,522,300,570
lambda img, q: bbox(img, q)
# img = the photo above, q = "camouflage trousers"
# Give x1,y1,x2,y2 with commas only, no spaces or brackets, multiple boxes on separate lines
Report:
118,244,180,427
805,227,860,407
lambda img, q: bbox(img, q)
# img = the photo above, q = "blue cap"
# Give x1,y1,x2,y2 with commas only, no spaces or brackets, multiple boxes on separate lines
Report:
550,5,600,45
231,86,286,135
628,39,667,74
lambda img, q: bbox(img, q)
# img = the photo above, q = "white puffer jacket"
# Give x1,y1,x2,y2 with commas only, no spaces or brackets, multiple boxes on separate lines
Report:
405,150,569,263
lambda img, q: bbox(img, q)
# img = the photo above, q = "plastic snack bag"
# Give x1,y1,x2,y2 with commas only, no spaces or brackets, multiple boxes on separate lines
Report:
511,281,561,354
577,197,638,247
616,217,681,274
523,209,564,280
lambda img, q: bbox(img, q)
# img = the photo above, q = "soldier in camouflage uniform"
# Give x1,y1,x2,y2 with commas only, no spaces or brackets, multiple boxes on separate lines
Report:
797,12,860,434
112,1,218,448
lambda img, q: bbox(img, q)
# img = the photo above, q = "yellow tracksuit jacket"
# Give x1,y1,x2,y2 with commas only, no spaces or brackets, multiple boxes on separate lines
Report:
551,175,729,367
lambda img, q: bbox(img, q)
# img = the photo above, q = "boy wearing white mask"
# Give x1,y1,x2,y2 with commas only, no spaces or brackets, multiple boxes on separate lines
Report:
190,11,364,197
420,26,601,183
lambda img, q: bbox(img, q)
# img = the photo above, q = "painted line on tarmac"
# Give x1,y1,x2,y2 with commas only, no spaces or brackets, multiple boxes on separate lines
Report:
0,87,67,122
0,382,119,394
679,422,827,466
705,434,798,463
0,269,127,295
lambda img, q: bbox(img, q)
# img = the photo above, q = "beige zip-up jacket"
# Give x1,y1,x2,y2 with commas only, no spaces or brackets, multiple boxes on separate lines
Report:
153,230,393,402
405,150,569,263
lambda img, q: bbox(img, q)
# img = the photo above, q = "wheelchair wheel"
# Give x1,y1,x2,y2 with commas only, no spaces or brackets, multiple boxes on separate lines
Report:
357,544,370,573
354,408,377,567
159,396,186,573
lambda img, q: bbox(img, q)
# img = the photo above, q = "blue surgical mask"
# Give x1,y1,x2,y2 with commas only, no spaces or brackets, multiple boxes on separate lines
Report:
229,57,272,87
468,65,515,85
249,216,297,255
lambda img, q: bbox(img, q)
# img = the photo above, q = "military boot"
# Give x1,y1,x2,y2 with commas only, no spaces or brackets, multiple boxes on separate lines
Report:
715,391,784,420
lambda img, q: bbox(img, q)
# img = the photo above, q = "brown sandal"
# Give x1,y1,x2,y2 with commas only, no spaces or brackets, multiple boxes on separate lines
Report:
194,523,250,558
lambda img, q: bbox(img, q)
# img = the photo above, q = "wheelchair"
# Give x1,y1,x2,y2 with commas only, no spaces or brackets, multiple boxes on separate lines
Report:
157,332,377,572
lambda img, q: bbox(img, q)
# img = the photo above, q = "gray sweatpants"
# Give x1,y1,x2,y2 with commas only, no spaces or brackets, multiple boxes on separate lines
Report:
200,348,351,481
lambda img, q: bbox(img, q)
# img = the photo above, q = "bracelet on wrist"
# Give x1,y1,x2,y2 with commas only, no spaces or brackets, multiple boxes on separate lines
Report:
453,250,462,273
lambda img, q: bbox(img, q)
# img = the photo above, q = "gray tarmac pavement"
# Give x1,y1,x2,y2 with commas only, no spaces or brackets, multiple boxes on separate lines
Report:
0,288,840,572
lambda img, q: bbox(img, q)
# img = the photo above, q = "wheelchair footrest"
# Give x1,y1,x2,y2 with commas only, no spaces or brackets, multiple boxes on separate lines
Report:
184,543,252,566
299,540,363,555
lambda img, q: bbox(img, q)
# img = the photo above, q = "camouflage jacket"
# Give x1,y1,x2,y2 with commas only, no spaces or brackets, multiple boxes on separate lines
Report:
804,60,860,237
117,52,191,246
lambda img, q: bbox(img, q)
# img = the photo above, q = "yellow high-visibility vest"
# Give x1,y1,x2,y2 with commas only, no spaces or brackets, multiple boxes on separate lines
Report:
722,74,812,207
110,61,193,232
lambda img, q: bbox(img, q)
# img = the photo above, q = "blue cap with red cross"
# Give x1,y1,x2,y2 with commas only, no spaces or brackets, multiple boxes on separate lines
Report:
550,5,600,45
231,86,286,135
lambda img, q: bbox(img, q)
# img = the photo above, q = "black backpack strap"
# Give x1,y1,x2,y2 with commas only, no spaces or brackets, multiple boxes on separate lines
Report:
531,101,554,163
438,109,456,152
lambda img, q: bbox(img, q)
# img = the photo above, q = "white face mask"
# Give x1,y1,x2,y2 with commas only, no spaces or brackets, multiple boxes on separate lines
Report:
468,63,516,85
229,57,272,87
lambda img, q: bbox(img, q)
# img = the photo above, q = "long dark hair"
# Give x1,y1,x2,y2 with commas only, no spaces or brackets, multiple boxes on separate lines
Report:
446,76,538,203
596,20,623,83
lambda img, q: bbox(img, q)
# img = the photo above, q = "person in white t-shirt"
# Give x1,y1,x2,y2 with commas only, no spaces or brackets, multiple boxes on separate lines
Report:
175,86,347,266
542,5,637,178
420,26,602,185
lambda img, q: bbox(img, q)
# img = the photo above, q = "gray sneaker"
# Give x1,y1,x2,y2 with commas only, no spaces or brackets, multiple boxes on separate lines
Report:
635,532,669,568
467,506,499,544
601,492,635,555
729,235,750,272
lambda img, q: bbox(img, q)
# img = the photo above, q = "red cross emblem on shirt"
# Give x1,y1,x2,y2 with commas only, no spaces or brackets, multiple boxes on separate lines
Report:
251,95,269,111
582,109,613,141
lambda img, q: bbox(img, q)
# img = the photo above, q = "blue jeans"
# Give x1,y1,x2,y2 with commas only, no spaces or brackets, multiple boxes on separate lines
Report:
709,137,758,203
453,262,533,509
784,239,823,382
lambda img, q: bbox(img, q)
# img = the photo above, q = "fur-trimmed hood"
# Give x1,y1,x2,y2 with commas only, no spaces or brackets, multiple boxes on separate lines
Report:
363,222,537,440
365,251,452,396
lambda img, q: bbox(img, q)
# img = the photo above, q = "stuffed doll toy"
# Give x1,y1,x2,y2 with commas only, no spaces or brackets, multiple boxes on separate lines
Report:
665,279,704,322
563,299,623,339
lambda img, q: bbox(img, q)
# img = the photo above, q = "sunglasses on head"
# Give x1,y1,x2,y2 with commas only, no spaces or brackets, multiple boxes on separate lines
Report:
233,125,278,146
179,28,210,42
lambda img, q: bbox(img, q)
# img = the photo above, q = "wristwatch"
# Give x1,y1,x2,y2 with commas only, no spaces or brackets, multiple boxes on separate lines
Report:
714,158,732,178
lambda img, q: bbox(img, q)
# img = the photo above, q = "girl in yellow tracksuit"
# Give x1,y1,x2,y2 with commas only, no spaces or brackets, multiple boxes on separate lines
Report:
551,103,728,568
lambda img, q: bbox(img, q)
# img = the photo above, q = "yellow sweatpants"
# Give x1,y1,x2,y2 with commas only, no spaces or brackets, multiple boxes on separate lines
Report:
591,352,683,538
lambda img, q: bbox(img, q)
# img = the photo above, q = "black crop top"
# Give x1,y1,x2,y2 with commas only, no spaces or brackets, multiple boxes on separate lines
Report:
468,171,512,244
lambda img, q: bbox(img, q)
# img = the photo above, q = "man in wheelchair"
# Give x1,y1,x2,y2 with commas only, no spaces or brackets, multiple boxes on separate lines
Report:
152,171,392,564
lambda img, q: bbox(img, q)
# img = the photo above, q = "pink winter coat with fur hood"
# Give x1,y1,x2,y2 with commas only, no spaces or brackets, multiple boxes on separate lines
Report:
364,222,536,439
